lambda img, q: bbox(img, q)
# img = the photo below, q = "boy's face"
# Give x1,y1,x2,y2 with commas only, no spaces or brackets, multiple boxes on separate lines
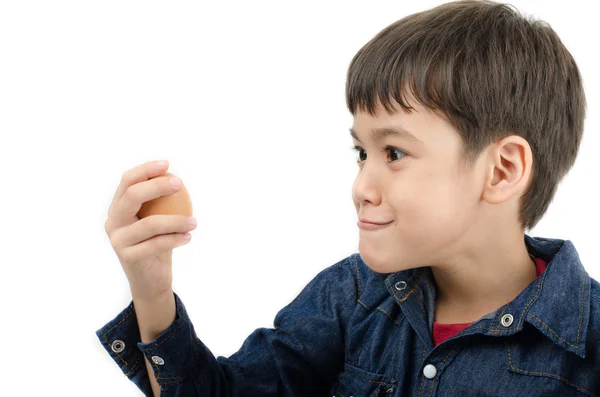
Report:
351,98,486,274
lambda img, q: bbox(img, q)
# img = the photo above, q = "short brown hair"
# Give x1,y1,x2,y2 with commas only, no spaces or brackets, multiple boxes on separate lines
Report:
345,0,587,231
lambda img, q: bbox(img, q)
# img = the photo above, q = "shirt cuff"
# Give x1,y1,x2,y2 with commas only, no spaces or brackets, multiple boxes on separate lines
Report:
95,291,194,395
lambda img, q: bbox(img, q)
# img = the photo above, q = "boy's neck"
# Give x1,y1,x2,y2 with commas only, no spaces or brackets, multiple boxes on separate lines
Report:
431,235,537,324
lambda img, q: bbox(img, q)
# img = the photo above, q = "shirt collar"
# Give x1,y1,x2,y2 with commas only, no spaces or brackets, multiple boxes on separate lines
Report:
380,234,592,358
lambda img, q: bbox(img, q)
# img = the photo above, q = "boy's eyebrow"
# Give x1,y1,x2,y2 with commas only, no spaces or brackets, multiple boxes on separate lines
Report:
349,126,423,144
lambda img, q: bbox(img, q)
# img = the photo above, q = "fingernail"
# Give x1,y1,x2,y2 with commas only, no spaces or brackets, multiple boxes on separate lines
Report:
188,217,197,226
155,160,167,167
170,177,182,187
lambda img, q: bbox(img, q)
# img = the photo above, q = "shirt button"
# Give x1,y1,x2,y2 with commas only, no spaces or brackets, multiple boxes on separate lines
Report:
395,281,407,290
423,364,437,379
110,339,125,353
151,356,165,365
501,314,514,327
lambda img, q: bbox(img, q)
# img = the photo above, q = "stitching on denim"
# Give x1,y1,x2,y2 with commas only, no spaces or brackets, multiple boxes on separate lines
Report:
354,255,361,299
418,371,425,397
423,344,457,396
376,306,402,326
515,275,543,330
358,299,370,311
438,344,457,366
489,257,548,330
391,272,423,303
147,365,185,381
413,291,426,314
528,313,579,348
124,358,140,377
417,346,427,397
332,371,343,396
592,293,600,300
340,370,388,385
578,276,585,344
506,345,598,397
428,375,435,397
528,275,585,349
102,305,135,367
403,272,423,302
338,391,345,397
493,305,508,332
385,272,426,317
423,344,456,397
147,311,186,348
462,324,521,334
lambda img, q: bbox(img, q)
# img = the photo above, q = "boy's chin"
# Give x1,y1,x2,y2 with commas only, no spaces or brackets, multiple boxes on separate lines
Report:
359,250,409,274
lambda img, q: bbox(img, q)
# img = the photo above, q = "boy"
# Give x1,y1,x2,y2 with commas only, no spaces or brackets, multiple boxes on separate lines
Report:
96,0,600,395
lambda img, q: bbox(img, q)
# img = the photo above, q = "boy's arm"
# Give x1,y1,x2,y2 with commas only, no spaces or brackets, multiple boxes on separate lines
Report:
95,258,357,396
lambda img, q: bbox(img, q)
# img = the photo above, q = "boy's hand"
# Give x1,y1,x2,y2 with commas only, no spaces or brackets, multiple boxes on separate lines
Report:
104,160,197,302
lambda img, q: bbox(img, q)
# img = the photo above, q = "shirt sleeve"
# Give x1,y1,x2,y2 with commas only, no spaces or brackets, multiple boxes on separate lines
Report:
95,257,357,397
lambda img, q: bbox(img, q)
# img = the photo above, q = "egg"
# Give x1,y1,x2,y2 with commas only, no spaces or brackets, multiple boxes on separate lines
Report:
137,172,193,219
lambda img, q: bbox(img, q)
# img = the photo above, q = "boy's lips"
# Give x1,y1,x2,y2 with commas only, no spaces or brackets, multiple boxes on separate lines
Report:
358,218,392,225
357,220,392,230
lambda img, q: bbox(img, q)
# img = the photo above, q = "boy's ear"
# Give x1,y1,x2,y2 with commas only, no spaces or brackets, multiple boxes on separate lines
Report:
482,135,533,205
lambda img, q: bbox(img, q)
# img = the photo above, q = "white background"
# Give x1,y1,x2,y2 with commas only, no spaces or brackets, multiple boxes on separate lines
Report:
1,1,598,395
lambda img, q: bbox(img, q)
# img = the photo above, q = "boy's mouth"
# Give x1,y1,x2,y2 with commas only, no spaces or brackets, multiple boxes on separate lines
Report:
359,217,392,225
358,220,392,230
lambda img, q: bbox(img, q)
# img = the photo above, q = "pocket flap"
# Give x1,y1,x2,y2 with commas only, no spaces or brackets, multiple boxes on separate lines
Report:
331,362,397,397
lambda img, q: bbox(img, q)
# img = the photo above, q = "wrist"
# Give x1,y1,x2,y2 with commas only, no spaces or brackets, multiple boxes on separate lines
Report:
129,283,173,303
132,289,177,342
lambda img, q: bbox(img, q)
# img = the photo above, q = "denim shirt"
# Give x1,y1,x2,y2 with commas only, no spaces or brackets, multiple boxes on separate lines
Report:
96,234,600,396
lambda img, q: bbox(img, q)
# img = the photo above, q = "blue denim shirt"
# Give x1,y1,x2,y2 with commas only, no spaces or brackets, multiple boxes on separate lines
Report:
96,234,600,396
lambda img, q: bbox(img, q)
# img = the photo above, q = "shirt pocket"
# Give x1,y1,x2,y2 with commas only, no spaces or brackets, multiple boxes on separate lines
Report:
330,362,397,397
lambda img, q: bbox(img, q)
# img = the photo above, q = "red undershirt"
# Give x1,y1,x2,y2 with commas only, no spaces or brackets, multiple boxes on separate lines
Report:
432,256,548,346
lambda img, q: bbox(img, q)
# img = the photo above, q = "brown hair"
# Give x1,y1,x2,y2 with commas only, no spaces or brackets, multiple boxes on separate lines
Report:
345,0,586,231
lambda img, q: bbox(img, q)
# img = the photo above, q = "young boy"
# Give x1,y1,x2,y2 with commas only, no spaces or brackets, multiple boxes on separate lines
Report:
96,0,600,395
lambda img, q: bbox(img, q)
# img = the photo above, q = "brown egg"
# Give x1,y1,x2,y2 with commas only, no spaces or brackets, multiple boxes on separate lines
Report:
137,172,193,219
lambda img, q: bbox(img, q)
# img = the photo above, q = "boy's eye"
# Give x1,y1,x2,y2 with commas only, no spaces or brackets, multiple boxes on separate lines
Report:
350,145,407,164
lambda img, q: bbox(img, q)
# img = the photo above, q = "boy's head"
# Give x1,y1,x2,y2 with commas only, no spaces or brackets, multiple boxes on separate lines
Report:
347,0,586,273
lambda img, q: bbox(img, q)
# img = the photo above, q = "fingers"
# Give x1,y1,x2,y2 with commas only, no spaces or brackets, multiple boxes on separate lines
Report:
110,214,197,250
117,174,182,225
110,172,184,232
109,160,169,218
120,232,192,266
